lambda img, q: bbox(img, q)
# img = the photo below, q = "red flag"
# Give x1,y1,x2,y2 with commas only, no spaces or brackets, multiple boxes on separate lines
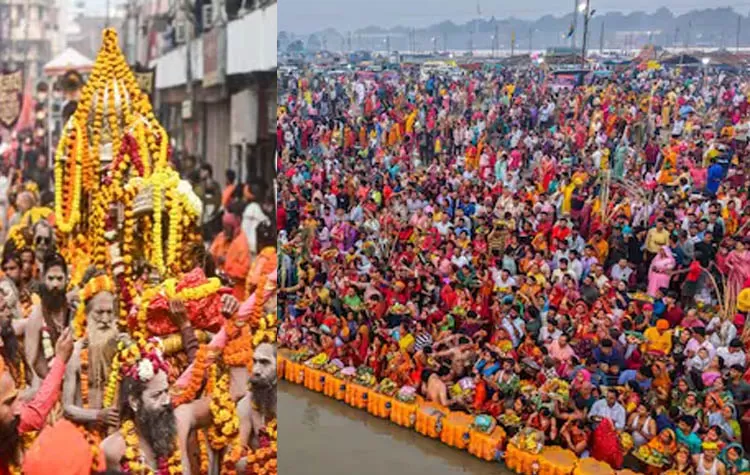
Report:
13,76,34,133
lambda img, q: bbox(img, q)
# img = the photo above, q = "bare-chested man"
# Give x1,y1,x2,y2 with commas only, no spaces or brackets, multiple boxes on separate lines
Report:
63,273,200,431
421,366,453,407
62,273,120,428
100,346,212,474
235,342,276,473
237,343,276,448
24,253,72,386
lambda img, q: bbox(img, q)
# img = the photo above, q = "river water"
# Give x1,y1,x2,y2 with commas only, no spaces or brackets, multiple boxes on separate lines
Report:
278,381,512,475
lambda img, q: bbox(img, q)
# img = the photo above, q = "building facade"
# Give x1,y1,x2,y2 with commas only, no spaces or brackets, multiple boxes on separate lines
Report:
135,0,276,187
0,0,64,82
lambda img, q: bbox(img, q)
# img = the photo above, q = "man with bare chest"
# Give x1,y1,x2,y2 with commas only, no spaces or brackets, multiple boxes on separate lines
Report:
62,272,120,429
100,340,213,474
24,253,72,387
236,343,277,472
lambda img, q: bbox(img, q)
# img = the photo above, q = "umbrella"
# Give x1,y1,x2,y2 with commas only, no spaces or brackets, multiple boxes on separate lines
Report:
680,105,695,117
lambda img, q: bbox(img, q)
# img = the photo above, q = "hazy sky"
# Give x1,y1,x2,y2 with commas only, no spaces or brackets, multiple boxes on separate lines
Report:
279,0,742,34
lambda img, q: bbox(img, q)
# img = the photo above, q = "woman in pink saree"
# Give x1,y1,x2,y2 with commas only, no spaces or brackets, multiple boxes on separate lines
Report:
648,246,676,297
726,238,750,315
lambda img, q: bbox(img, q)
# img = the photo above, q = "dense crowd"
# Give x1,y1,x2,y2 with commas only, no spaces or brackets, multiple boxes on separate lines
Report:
277,63,750,474
0,133,278,474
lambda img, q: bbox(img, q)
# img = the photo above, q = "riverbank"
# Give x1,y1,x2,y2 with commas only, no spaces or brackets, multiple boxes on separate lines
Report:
279,381,512,475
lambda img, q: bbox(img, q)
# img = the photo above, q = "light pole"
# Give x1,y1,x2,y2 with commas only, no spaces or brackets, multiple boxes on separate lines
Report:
579,0,593,67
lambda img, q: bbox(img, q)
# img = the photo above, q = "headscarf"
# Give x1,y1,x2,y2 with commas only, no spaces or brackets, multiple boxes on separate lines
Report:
720,443,750,473
591,418,624,469
222,212,241,233
22,420,105,474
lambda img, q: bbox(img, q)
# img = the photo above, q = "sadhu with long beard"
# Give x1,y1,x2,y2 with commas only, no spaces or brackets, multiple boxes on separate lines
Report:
62,271,202,433
236,342,276,472
62,271,121,429
0,326,73,475
100,339,219,473
24,253,75,387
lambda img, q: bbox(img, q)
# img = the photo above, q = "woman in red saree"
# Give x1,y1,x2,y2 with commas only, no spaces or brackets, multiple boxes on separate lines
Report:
591,418,624,469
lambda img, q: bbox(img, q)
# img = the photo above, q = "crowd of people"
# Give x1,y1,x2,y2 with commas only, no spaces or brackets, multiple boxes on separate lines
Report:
0,134,278,474
277,62,750,474
0,29,278,474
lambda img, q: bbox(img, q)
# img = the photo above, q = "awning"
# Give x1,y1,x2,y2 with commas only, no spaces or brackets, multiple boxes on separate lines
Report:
43,48,94,76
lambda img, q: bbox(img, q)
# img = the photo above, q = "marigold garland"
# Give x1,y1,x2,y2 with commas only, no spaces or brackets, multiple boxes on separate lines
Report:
102,354,120,409
197,430,210,475
163,276,222,302
120,419,183,474
76,425,104,472
134,287,160,344
80,348,90,409
208,371,239,451
223,420,278,475
224,257,275,368
54,120,83,233
171,344,209,407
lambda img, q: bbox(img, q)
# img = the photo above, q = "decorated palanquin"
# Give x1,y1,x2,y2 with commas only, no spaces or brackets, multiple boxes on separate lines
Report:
48,29,277,474
52,28,209,355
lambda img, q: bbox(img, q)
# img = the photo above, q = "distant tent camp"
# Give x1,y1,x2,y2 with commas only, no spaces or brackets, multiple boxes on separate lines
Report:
660,54,700,66
706,49,745,69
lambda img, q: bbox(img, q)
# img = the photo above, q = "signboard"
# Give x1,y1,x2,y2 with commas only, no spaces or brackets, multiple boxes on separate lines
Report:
132,64,156,104
0,69,23,129
181,99,192,120
202,26,226,88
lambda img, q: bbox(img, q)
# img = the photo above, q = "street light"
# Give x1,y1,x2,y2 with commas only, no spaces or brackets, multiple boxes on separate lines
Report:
580,0,595,67
701,57,710,65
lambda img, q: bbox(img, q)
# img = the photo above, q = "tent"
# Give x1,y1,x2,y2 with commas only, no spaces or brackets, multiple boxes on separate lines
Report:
660,54,701,66
43,48,94,76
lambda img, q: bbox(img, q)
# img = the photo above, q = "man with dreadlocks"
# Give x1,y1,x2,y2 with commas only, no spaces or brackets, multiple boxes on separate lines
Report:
61,271,122,431
238,341,276,449
100,338,226,474
63,270,202,432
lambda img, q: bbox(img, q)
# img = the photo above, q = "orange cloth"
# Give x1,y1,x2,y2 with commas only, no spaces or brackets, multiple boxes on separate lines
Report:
224,230,250,281
210,229,250,298
22,419,105,474
247,247,278,289
209,231,232,265
221,184,236,208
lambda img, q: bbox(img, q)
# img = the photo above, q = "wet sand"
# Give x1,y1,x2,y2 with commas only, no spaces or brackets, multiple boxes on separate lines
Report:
278,381,512,475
